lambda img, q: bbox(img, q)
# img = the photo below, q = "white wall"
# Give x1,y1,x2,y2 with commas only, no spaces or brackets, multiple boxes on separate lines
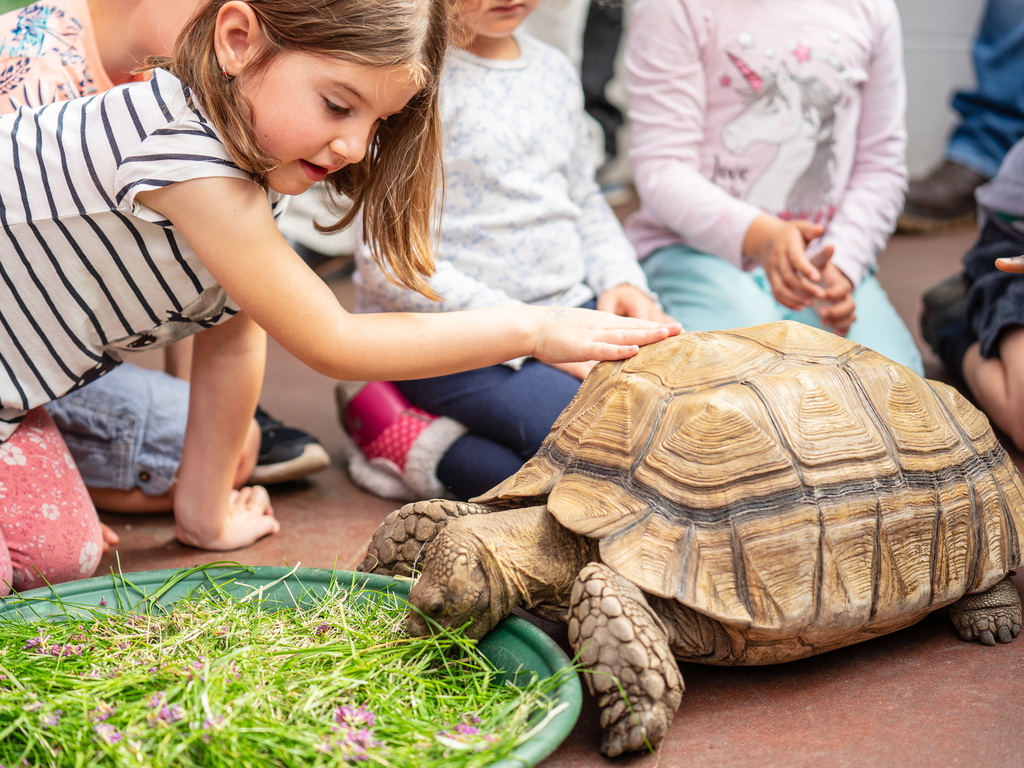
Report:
524,0,987,180
896,0,985,176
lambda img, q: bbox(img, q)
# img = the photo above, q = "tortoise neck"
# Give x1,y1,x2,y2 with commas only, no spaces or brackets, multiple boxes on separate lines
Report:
474,505,598,613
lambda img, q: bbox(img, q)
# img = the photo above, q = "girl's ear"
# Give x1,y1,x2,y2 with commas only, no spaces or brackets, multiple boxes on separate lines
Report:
214,1,263,77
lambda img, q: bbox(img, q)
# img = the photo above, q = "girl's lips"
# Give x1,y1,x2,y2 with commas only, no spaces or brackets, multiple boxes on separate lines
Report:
301,160,329,182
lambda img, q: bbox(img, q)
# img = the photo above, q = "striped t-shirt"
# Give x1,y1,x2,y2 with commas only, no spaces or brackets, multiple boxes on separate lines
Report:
0,67,285,441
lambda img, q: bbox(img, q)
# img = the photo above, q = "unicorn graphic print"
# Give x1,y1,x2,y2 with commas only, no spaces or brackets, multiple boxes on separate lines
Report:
720,51,841,218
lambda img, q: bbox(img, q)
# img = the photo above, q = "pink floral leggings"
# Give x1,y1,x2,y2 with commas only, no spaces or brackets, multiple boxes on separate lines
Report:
0,408,103,596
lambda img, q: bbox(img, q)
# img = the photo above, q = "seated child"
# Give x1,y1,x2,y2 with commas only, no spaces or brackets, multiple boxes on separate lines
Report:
0,0,329,520
922,136,1024,451
342,0,668,502
623,0,923,374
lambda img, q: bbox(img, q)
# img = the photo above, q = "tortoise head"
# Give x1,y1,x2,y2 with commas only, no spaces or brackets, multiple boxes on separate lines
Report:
406,525,507,640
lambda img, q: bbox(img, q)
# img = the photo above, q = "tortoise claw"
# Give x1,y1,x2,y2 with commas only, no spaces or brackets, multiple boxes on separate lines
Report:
949,576,1022,647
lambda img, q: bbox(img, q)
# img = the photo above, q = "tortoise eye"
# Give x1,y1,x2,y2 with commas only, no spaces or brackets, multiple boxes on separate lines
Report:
428,599,445,616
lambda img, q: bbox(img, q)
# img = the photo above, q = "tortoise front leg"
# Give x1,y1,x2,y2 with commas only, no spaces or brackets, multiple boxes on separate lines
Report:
359,500,489,577
568,563,684,757
949,574,1022,646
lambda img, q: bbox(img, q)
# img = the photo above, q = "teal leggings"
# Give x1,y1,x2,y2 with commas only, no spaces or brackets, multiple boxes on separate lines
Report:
643,245,924,375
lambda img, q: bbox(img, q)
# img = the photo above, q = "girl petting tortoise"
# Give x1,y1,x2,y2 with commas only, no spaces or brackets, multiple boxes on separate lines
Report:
0,0,680,595
339,0,673,502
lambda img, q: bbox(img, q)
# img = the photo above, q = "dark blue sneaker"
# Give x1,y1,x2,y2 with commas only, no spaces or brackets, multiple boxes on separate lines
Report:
249,406,330,485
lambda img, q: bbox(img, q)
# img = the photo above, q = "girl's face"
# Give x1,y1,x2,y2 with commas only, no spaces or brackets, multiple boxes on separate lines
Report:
240,53,419,196
459,0,541,43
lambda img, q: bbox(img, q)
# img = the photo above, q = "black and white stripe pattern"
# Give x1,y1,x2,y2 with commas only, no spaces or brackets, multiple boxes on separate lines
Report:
0,68,284,439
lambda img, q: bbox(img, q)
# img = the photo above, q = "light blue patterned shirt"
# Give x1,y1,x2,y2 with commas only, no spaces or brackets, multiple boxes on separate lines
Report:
354,33,650,316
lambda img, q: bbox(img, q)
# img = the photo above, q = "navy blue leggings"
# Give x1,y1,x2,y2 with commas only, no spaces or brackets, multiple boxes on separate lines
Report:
396,358,582,500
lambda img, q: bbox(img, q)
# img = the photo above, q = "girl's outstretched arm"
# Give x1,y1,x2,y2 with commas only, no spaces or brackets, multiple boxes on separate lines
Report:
175,310,280,550
137,179,681,382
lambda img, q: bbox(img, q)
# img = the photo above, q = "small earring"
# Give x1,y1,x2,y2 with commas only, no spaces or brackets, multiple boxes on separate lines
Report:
220,62,231,78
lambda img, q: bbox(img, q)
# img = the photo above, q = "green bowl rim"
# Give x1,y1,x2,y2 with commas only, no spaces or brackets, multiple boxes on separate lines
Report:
0,565,582,767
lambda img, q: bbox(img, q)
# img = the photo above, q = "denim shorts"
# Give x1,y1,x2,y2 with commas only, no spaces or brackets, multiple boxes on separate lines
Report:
44,363,188,496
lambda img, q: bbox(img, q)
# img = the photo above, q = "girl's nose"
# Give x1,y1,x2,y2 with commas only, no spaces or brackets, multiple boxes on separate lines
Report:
330,124,374,166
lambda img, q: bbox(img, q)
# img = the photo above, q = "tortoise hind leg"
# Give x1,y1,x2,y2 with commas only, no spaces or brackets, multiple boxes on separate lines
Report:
359,500,489,577
949,575,1022,646
568,563,684,757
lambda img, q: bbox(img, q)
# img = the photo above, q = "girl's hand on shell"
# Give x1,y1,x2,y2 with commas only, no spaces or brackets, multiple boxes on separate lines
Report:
532,307,681,365
177,486,280,551
996,255,1024,273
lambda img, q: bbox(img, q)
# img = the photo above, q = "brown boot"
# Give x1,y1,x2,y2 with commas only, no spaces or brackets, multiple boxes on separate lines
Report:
897,160,987,234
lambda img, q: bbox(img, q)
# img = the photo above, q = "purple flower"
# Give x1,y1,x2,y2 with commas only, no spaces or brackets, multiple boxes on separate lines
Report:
145,693,185,727
93,723,123,744
23,632,49,650
40,710,63,727
88,702,115,722
315,622,330,636
23,701,42,713
99,597,107,607
319,727,379,761
454,723,480,736
51,643,83,657
334,704,375,728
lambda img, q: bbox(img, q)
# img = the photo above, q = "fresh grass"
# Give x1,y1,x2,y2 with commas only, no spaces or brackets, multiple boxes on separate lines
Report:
0,568,568,767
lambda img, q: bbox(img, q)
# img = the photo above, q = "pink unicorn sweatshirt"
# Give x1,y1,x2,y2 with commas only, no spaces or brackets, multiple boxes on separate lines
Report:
624,0,907,287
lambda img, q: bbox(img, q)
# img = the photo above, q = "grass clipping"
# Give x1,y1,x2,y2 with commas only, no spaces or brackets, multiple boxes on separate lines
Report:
0,567,567,767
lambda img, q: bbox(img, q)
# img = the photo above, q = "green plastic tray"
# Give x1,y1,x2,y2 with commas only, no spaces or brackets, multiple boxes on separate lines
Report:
0,565,582,767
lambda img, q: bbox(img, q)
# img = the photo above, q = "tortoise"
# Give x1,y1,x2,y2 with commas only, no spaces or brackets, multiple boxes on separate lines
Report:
359,321,1024,757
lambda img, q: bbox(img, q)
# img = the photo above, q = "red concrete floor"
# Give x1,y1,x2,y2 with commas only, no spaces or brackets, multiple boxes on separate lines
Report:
95,218,1024,767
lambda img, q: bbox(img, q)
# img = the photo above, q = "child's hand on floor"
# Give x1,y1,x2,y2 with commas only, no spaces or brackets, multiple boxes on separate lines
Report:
996,255,1024,273
176,486,279,551
816,262,856,336
530,307,681,366
597,284,678,325
744,216,831,310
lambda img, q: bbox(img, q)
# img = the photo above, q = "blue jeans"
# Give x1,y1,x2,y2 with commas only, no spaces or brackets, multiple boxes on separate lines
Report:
397,360,582,500
642,246,925,375
396,324,595,500
947,0,1024,179
44,363,189,495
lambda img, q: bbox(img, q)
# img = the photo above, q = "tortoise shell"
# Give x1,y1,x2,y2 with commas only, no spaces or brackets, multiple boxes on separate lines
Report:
478,322,1024,651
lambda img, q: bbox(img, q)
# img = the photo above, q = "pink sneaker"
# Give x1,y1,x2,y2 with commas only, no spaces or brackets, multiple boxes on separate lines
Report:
335,381,466,501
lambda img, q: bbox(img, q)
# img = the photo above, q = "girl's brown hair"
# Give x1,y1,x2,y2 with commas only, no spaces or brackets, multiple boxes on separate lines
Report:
148,0,448,298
